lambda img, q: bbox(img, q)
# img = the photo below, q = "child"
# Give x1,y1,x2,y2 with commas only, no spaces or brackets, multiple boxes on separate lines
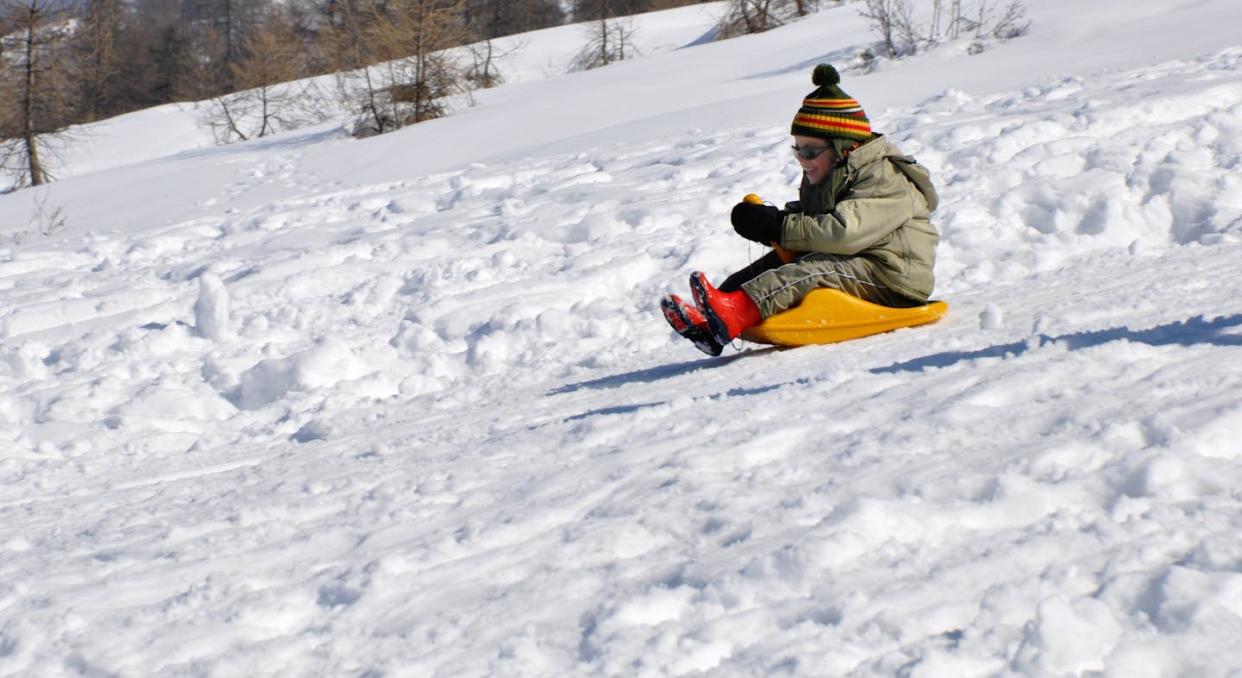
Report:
662,64,940,356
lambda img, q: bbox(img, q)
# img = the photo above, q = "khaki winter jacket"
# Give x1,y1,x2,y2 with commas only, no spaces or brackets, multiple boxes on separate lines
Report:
780,135,940,301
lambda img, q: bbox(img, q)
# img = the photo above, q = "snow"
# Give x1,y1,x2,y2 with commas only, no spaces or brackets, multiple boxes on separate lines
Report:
2,0,1242,675
194,272,230,342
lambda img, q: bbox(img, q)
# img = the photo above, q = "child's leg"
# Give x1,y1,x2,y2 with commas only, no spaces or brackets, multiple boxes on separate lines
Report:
740,253,919,317
719,250,786,293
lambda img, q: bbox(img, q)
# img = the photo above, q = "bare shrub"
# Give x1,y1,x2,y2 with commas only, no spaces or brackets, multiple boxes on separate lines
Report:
714,0,835,39
466,37,524,88
860,0,1029,60
570,15,638,71
858,0,916,58
204,10,329,144
2,190,67,245
319,0,474,137
988,0,1030,40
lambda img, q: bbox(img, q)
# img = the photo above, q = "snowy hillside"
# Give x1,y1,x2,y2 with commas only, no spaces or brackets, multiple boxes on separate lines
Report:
3,1,1242,675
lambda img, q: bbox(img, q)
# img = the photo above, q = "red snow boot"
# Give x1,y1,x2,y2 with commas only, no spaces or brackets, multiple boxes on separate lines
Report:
689,272,761,346
661,294,724,356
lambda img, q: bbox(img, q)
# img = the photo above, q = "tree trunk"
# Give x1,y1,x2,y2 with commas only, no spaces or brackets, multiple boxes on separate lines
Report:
20,7,45,186
416,0,428,122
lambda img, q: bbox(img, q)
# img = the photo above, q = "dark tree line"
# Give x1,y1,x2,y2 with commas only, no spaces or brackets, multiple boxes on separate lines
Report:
0,0,718,188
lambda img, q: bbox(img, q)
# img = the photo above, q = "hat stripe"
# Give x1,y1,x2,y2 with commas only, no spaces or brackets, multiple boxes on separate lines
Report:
804,105,865,115
802,98,863,112
792,113,871,133
800,108,867,118
793,122,871,137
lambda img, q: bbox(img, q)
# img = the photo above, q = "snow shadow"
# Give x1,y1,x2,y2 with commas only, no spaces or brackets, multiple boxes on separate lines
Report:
875,314,1242,374
743,47,863,81
548,347,783,395
549,359,716,395
565,401,666,422
167,125,346,164
681,26,719,48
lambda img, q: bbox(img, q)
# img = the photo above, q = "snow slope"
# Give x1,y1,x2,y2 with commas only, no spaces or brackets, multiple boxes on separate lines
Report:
3,1,1242,675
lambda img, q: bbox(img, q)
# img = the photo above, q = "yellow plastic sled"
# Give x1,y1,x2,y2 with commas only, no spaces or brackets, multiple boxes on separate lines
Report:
740,289,949,347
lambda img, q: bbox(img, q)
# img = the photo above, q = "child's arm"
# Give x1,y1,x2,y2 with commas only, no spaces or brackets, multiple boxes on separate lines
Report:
780,165,918,255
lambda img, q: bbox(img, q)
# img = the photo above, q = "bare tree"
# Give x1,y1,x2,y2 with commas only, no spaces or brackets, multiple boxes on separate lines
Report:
715,0,829,39
0,0,77,188
891,0,921,53
177,26,234,101
715,0,781,38
465,36,524,89
74,0,126,122
462,0,554,88
956,0,1029,52
648,0,712,7
143,20,196,103
102,0,187,110
859,0,1027,59
569,0,649,22
385,0,472,122
858,0,908,57
321,0,474,137
987,0,1029,39
570,0,639,71
206,9,324,143
570,17,638,71
181,0,267,86
789,0,823,16
317,0,381,129
464,0,564,39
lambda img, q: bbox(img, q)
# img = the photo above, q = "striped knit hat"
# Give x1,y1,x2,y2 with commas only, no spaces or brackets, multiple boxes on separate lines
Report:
790,64,872,142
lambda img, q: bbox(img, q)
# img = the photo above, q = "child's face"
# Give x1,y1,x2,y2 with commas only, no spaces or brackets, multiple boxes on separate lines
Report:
792,135,837,186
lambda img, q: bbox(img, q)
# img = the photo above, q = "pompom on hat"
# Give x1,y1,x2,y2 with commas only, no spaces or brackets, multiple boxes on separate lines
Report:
790,64,872,142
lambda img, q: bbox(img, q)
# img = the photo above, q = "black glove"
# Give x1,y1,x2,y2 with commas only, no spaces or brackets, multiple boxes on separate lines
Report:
731,202,783,244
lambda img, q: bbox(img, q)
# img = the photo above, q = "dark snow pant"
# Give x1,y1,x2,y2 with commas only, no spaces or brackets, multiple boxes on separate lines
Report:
720,251,922,319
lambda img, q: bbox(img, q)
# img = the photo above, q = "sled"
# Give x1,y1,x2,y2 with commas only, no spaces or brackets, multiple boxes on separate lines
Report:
740,288,949,347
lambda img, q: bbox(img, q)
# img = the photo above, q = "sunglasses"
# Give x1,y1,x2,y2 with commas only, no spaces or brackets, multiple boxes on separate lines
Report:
790,144,833,160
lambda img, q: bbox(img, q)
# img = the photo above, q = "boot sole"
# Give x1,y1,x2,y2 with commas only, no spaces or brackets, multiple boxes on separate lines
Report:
689,274,733,348
660,296,693,333
661,296,723,357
